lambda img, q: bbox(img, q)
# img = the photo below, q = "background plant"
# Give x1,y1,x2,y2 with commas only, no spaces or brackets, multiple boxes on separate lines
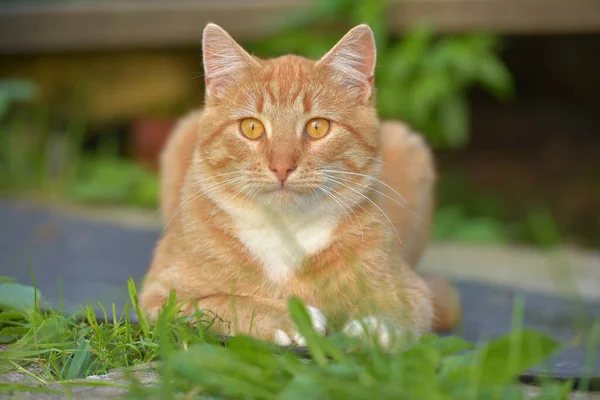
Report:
0,92,158,208
249,0,513,149
0,79,37,121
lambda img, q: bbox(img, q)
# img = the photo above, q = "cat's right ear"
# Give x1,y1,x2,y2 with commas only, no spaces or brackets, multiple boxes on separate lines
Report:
202,23,258,99
316,24,376,99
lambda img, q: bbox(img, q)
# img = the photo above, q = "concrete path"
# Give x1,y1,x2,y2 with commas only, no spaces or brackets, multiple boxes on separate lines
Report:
421,242,600,301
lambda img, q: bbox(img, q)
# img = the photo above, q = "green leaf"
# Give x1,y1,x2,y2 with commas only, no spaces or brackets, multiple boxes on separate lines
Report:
399,22,436,66
438,94,469,148
433,205,466,240
453,218,510,243
279,375,325,400
0,327,29,343
169,343,284,398
287,297,328,366
391,344,440,397
0,311,25,322
0,282,41,313
127,278,150,338
0,79,38,101
419,334,474,356
440,330,560,388
527,206,562,248
226,335,282,370
476,56,514,99
533,380,573,400
63,338,92,380
325,332,361,351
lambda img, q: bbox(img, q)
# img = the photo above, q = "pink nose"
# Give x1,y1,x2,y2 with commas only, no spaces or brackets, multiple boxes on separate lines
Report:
269,156,296,183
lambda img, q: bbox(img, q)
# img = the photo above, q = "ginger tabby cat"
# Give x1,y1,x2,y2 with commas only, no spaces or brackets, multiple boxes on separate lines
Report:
140,23,461,346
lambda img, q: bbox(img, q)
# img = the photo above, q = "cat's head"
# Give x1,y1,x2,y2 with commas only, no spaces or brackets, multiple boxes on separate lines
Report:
196,23,380,214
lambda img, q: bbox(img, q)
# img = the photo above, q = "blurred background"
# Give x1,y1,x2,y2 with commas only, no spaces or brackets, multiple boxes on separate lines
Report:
0,0,599,250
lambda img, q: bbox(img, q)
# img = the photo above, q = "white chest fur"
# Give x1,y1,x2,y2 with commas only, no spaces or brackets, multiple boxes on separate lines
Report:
228,207,338,282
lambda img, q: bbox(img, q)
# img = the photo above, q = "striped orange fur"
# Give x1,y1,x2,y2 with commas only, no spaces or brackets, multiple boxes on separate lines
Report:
140,23,461,346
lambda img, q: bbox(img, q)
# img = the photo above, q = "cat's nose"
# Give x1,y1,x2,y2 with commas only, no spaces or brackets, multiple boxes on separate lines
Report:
269,156,296,183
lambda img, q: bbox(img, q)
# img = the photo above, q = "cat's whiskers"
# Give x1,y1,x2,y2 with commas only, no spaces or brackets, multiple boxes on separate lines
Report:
161,174,245,237
364,155,390,167
181,175,245,211
204,183,251,227
317,186,353,227
151,154,200,219
322,175,401,243
308,187,322,208
318,185,364,251
323,173,419,221
191,170,247,185
320,169,417,217
240,185,258,203
174,170,246,204
323,182,380,227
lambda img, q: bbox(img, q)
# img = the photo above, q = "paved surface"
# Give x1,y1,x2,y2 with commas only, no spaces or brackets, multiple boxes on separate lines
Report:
1,198,599,388
0,368,159,399
420,242,600,301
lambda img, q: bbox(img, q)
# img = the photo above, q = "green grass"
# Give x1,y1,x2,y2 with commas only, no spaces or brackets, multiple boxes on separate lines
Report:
0,276,581,399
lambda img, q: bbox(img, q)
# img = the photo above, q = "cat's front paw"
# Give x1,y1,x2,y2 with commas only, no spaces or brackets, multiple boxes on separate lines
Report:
273,306,327,347
343,316,409,348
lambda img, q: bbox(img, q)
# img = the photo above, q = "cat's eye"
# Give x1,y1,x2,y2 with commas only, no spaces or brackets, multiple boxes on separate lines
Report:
305,118,330,139
240,118,265,140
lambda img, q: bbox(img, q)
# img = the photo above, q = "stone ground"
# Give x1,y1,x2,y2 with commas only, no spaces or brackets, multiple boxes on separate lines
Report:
420,242,600,301
1,198,599,398
0,368,159,399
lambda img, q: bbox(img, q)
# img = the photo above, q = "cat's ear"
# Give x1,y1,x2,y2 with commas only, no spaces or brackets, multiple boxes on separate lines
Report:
202,23,259,99
317,24,376,98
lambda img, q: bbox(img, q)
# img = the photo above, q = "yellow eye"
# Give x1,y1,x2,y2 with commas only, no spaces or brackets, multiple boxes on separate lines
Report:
240,118,265,140
305,118,330,139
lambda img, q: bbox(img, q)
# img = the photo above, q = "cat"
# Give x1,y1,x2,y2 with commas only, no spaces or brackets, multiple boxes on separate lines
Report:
139,23,461,346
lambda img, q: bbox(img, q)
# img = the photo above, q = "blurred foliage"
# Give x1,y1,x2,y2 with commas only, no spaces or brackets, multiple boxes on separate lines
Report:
0,79,38,120
434,205,514,244
433,169,518,244
249,0,513,149
433,169,566,246
0,106,158,208
68,157,158,208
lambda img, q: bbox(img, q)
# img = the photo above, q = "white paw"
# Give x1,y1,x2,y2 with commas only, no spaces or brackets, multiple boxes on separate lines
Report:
273,306,327,346
343,316,400,348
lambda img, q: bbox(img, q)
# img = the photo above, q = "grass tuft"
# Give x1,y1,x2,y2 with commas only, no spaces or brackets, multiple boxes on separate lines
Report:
0,276,576,399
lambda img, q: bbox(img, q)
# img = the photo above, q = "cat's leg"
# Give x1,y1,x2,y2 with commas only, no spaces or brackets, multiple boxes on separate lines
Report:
160,109,204,222
342,263,434,348
378,120,435,267
140,283,326,345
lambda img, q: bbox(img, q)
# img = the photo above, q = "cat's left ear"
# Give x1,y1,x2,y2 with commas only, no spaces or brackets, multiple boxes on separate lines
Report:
317,24,376,99
202,23,259,99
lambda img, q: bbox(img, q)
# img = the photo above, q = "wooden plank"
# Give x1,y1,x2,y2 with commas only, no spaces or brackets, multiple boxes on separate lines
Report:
0,0,599,54
0,0,307,54
389,0,600,34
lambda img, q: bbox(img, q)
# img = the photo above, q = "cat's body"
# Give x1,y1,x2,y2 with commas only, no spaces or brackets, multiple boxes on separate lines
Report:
140,24,460,345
